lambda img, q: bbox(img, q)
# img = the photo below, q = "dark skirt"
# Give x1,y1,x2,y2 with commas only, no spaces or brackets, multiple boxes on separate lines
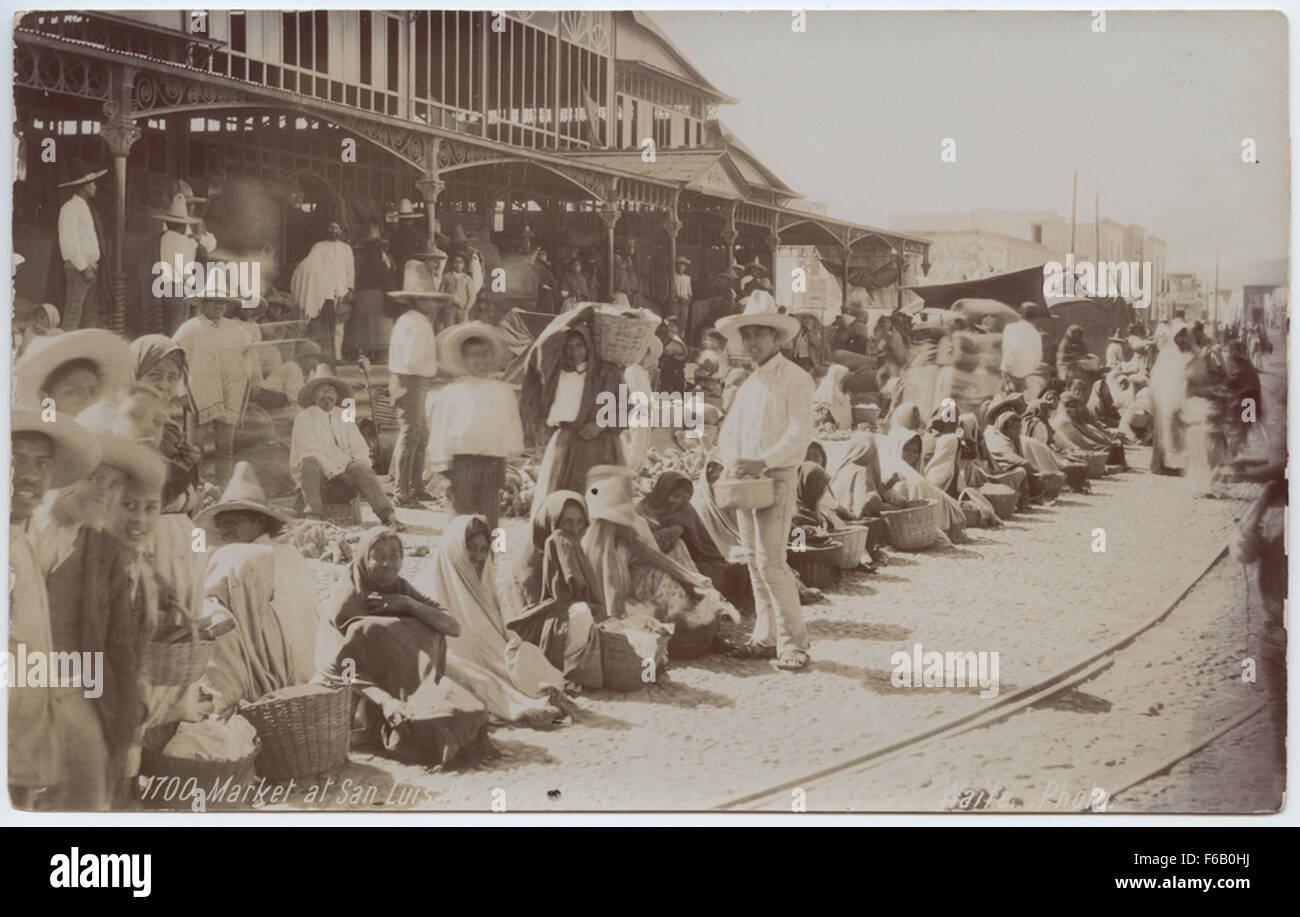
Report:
306,300,337,365
343,288,392,355
449,454,506,530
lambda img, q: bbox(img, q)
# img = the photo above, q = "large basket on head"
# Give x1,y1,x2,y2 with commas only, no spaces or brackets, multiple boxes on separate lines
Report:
881,500,937,551
593,306,659,365
980,486,1018,520
141,624,214,687
714,476,774,511
829,526,870,568
240,683,352,780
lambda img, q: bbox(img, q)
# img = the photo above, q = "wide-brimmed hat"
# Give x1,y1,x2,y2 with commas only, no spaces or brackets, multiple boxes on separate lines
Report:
153,192,202,225
674,255,692,266
75,407,167,494
14,328,133,410
11,409,102,489
58,158,108,189
170,179,207,204
985,392,1027,425
297,364,353,408
714,289,800,347
396,198,423,221
387,258,455,303
438,321,511,377
195,461,295,531
585,465,640,530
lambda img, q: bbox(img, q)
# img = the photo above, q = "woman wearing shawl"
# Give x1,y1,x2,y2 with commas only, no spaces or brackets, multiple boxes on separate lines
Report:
1056,324,1093,381
131,334,201,514
791,462,840,544
879,423,968,542
983,411,1063,506
1019,394,1090,492
583,466,734,627
431,516,572,722
1149,321,1192,474
813,364,853,430
1053,393,1124,465
636,471,728,570
505,491,605,686
689,461,755,605
924,420,1003,528
316,527,486,764
524,320,626,515
828,434,904,519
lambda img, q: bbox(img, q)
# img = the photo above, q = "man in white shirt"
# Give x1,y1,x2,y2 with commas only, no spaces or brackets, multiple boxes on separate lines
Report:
671,255,693,327
290,367,401,530
291,222,355,365
388,258,454,507
152,192,202,333
57,161,108,331
1000,302,1045,392
716,291,815,671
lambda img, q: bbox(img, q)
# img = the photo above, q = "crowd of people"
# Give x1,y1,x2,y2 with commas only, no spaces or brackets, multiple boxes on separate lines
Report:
8,165,1279,810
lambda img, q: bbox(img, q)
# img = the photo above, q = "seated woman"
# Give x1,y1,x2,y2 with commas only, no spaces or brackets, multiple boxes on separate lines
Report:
983,411,1064,505
431,516,575,723
583,465,735,628
879,424,969,543
813,364,853,430
505,491,604,687
827,434,907,561
636,471,730,586
953,412,1031,500
923,418,1003,528
317,526,486,764
1020,393,1091,493
1058,384,1127,467
195,463,318,715
791,462,870,565
690,461,754,606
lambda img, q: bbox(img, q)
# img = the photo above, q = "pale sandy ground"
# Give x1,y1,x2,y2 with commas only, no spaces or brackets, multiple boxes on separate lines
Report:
201,354,1282,813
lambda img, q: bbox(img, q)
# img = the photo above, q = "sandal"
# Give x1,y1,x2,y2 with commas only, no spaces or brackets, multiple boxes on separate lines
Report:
773,649,811,671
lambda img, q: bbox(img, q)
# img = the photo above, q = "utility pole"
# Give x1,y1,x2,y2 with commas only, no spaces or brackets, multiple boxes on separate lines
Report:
1070,170,1078,254
1213,247,1220,326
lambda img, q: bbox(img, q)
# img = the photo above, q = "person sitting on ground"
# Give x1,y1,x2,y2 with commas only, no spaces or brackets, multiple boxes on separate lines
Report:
505,491,605,689
1053,392,1126,468
1018,393,1090,493
982,410,1055,505
813,363,853,430
1055,324,1097,382
315,526,487,765
290,365,403,530
879,422,969,543
636,470,730,590
791,461,843,544
15,328,133,419
923,416,1003,528
430,515,575,722
195,463,317,716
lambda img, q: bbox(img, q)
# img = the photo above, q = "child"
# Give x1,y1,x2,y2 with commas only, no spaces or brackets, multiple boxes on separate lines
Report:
429,321,523,532
697,328,731,381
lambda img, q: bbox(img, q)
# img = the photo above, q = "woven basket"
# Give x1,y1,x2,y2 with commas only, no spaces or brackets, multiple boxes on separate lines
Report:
598,625,667,691
667,617,719,660
141,637,214,687
1084,452,1107,478
852,404,880,426
981,487,1018,520
593,307,658,365
829,526,870,568
790,543,841,586
1039,473,1064,502
714,476,774,511
881,501,937,551
241,684,352,780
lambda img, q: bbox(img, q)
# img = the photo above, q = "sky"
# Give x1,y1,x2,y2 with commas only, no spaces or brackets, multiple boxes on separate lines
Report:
654,10,1289,275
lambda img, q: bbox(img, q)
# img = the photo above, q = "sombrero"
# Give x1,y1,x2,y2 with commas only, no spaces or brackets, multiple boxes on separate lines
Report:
985,392,1027,425
714,289,800,347
170,179,207,204
387,258,455,303
585,465,640,530
57,158,108,189
194,461,294,531
11,409,102,489
153,192,202,225
14,328,133,410
396,198,423,221
76,407,167,494
298,364,353,408
674,255,692,266
438,321,511,377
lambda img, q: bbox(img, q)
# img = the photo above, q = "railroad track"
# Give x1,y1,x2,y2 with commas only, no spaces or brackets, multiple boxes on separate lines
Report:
715,541,1251,811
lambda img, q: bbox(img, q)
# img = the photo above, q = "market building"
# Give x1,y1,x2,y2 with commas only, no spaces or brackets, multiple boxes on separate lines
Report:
14,10,929,333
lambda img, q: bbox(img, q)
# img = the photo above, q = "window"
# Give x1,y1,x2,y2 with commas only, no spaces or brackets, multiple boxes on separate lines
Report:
652,106,671,149
283,11,328,73
359,11,372,85
387,17,399,92
230,11,246,53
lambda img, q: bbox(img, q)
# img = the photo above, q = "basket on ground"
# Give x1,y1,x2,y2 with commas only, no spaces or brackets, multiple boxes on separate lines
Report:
714,476,773,511
666,617,719,660
240,683,352,780
593,306,659,365
881,500,937,550
1084,452,1107,478
598,624,669,690
141,637,214,687
851,404,880,426
829,526,869,568
1039,473,1064,502
790,542,842,586
980,485,1018,520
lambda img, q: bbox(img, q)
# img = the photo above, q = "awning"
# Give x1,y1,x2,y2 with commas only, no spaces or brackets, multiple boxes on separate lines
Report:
907,264,1047,309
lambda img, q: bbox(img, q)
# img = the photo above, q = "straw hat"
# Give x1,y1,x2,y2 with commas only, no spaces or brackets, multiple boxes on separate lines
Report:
297,364,353,408
674,255,692,266
438,321,511,377
714,289,800,347
387,258,455,303
153,192,202,225
76,407,167,494
11,409,102,489
195,461,295,531
57,158,108,189
585,465,640,529
396,198,423,221
985,392,1026,425
14,328,133,410
170,179,207,204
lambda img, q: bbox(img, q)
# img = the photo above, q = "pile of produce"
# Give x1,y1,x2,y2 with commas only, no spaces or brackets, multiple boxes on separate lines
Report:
638,445,709,494
278,519,357,564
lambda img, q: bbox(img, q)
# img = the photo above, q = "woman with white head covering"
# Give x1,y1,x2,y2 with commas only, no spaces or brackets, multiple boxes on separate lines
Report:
813,364,853,429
